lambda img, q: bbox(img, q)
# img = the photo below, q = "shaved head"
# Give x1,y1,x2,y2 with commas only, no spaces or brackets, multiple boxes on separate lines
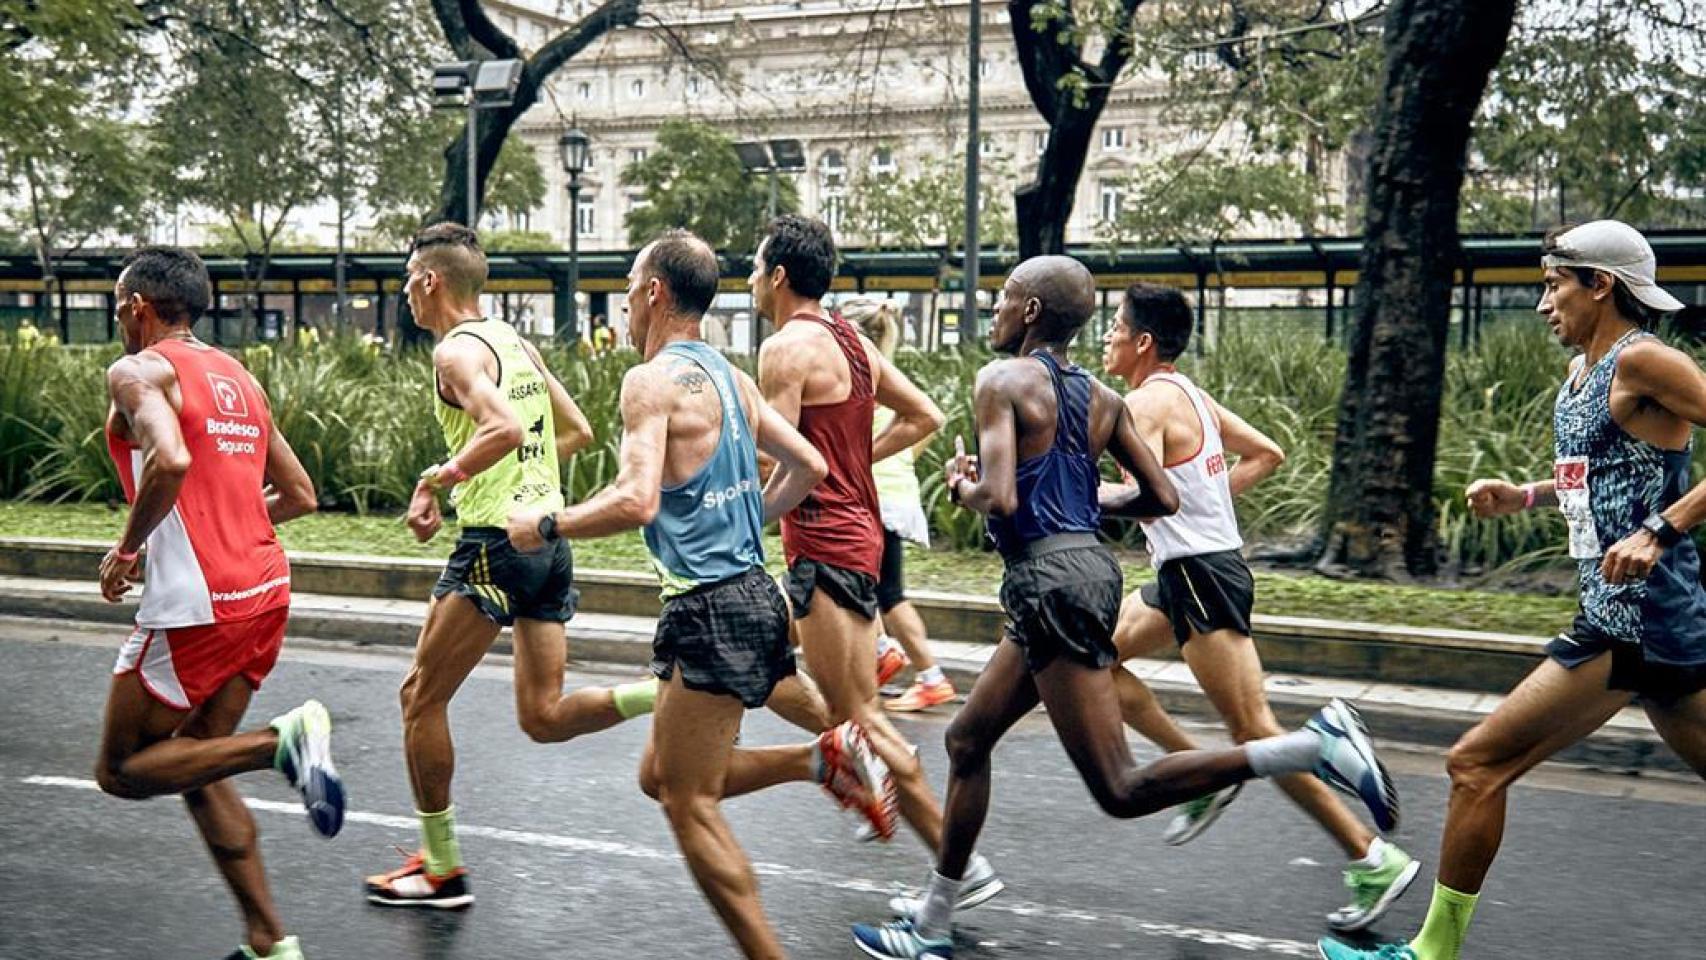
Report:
1010,255,1097,340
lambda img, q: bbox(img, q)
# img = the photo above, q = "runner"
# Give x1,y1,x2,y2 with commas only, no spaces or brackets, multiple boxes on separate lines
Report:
752,215,1002,901
97,246,343,960
840,297,957,712
1098,282,1418,931
1319,221,1706,960
507,230,894,957
852,255,1401,959
365,223,653,909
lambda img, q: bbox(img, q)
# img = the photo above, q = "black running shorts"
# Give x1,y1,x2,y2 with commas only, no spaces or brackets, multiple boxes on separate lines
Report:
876,528,908,614
785,557,880,621
652,567,796,708
999,534,1123,673
1547,613,1706,704
1140,549,1256,645
433,527,576,626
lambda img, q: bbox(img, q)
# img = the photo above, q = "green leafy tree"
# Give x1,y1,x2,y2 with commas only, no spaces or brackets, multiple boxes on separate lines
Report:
847,150,1016,250
621,119,795,251
365,113,547,248
1107,151,1323,246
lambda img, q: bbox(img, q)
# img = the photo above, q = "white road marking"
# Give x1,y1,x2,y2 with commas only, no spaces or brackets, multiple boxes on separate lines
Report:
22,774,1317,956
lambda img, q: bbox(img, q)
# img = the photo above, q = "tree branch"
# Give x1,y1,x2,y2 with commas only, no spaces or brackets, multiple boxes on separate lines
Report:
458,0,520,59
429,0,479,59
1010,0,1077,120
532,0,641,79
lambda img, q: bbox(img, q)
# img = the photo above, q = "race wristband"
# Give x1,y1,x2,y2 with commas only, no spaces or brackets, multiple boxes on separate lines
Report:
1521,484,1536,510
112,546,140,564
438,459,470,486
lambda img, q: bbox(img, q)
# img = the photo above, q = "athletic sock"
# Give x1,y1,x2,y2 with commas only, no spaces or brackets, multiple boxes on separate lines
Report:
1353,836,1388,869
612,678,659,720
918,665,945,686
418,806,463,876
915,871,961,940
1410,881,1479,960
1244,729,1320,778
877,634,900,656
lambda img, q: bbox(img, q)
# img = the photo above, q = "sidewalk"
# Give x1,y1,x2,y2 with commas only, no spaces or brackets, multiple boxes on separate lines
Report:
1,572,1685,778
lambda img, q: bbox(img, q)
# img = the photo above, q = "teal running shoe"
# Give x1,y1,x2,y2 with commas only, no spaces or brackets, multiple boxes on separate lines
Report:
1316,938,1416,959
852,919,952,960
1307,700,1400,832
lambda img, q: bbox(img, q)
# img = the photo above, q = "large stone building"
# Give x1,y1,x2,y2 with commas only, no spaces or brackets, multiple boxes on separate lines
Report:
492,0,1284,254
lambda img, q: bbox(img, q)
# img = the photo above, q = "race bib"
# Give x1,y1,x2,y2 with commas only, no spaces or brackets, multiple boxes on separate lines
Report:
1555,456,1601,559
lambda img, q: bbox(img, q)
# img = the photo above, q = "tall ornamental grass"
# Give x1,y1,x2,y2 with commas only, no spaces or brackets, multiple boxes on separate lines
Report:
3,323,1701,573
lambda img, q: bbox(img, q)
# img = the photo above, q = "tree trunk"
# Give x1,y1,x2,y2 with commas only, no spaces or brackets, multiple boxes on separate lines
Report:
1014,96,1103,258
1316,0,1518,579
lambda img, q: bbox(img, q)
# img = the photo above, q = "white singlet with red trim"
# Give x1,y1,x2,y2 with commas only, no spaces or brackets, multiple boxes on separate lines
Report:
1139,369,1243,566
105,339,290,628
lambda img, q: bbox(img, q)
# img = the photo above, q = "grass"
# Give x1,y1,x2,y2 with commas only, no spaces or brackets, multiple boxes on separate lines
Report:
0,500,1578,636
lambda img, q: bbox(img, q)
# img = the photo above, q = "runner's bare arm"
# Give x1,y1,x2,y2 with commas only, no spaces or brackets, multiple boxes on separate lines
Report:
262,428,317,525
870,349,945,463
520,337,594,460
1211,398,1286,497
108,354,189,555
512,365,670,547
430,336,525,479
738,372,828,524
1102,392,1179,520
949,362,1020,517
1616,341,1706,533
756,333,807,427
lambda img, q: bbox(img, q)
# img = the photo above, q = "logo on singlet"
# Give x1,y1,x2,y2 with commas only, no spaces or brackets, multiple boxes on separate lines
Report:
1204,452,1226,477
206,373,249,419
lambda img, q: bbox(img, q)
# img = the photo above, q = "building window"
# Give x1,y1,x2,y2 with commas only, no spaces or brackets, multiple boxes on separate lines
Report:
576,195,596,235
628,147,648,166
1034,130,1049,155
819,149,847,189
687,75,702,96
1099,182,1122,222
822,193,845,233
980,134,997,157
979,58,991,78
626,194,650,213
1101,127,1125,151
629,78,645,99
870,146,895,174
576,80,592,101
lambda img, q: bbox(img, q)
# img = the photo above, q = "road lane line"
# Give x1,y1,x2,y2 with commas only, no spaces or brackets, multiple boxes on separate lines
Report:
22,774,1316,956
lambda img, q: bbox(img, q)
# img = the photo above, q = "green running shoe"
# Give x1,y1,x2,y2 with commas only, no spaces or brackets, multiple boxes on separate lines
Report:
225,934,305,959
270,700,345,838
1327,842,1421,932
1163,782,1242,846
1316,938,1416,959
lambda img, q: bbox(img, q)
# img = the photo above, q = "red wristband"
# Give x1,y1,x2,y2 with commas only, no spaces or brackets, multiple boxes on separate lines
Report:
439,459,470,486
1521,484,1536,510
112,545,140,564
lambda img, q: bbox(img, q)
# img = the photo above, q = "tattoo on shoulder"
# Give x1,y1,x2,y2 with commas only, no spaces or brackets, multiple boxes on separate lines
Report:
674,368,711,395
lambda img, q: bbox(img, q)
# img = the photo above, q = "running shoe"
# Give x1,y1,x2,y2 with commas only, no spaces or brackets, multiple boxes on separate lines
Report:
1328,843,1421,932
1162,782,1242,846
1307,700,1400,832
885,678,957,713
818,722,899,841
223,935,304,959
876,641,911,687
887,856,1005,917
365,848,474,909
270,699,345,838
1316,939,1416,959
852,919,953,960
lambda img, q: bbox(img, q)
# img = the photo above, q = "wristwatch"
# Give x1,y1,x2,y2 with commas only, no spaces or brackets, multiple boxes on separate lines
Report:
537,512,561,542
1641,512,1685,548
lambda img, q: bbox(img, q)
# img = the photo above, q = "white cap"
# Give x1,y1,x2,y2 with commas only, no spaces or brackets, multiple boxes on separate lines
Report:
1541,220,1685,313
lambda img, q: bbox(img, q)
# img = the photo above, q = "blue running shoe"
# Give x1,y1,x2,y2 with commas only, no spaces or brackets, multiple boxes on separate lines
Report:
1316,937,1416,959
852,919,952,960
271,699,345,838
1307,699,1399,832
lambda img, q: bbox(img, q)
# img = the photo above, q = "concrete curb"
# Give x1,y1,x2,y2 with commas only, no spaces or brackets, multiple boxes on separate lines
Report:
0,537,1551,693
1,575,1685,778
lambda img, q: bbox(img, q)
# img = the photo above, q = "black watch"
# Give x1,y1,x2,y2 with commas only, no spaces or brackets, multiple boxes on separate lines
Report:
537,512,561,542
1641,512,1684,548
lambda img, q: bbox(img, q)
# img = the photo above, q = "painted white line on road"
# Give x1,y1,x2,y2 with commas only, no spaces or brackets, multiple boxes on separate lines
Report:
22,774,1316,957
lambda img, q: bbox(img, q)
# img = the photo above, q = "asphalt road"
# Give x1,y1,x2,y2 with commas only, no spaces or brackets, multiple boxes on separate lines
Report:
1,618,1701,960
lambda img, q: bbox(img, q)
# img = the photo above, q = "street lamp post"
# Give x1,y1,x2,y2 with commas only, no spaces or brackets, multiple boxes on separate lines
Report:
558,128,591,343
431,59,526,228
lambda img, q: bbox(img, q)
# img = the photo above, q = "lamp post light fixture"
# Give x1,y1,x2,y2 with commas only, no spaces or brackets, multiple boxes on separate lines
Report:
558,127,591,343
734,138,807,223
431,59,526,228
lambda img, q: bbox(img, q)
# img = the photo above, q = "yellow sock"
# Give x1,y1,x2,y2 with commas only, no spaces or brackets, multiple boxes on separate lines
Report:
1410,881,1479,960
418,805,463,876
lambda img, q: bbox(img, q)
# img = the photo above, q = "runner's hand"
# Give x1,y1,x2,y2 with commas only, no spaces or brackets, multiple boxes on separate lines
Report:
99,549,140,603
507,508,547,552
1601,529,1662,585
1466,479,1525,518
406,484,442,542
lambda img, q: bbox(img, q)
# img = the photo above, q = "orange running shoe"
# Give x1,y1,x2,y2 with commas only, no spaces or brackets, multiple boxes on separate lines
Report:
875,642,910,687
885,678,958,712
365,848,474,909
816,722,898,841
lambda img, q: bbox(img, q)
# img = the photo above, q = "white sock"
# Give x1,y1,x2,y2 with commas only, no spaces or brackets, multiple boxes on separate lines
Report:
918,665,945,685
1244,729,1320,778
915,870,961,940
1354,836,1387,868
